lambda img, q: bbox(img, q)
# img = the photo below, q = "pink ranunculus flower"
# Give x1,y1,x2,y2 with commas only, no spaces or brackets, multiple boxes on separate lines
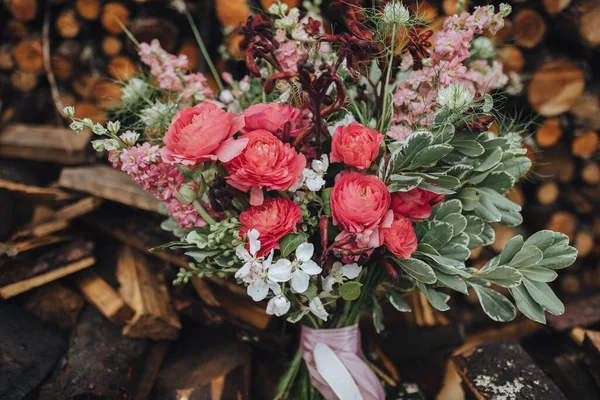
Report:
161,102,246,166
382,216,418,259
241,103,301,134
330,122,383,170
224,130,306,206
239,198,302,257
391,188,445,221
330,172,391,233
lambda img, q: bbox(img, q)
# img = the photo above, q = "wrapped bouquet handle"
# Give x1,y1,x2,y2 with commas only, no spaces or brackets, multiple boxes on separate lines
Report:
300,325,385,400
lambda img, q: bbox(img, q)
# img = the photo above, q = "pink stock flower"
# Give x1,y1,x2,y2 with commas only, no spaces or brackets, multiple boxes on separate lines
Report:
241,103,301,134
164,198,207,228
276,40,304,72
161,102,246,166
225,130,305,205
382,216,418,259
391,188,445,221
330,122,383,170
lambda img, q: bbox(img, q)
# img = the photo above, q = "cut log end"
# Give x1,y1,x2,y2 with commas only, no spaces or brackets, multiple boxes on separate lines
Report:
101,2,130,34
572,131,599,159
536,118,562,148
513,9,547,49
76,0,101,20
12,39,43,73
5,0,37,21
580,5,600,48
56,10,81,39
527,60,585,117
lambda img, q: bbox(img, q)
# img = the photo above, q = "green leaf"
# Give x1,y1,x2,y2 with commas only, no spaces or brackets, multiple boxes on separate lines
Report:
280,232,309,257
385,288,412,312
435,271,468,294
520,267,558,282
185,250,220,262
321,188,332,215
478,266,523,288
536,246,578,270
477,187,521,212
474,194,502,222
523,230,555,251
394,258,437,284
417,283,451,311
286,309,307,323
522,278,565,315
419,221,454,248
408,145,453,169
498,235,524,265
433,199,463,219
340,282,363,301
471,284,516,322
417,182,456,195
483,94,493,112
509,245,544,268
480,224,495,246
502,157,532,179
500,209,523,227
442,213,468,235
452,139,485,157
457,188,479,211
418,252,469,276
438,243,471,262
475,148,503,172
479,171,515,194
185,230,209,248
372,296,385,333
510,285,546,324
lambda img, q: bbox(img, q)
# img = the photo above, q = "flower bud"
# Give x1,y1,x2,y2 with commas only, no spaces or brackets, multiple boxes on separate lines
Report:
175,183,199,205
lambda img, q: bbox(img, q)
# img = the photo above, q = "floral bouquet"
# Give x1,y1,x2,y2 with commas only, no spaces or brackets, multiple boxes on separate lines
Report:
65,1,577,399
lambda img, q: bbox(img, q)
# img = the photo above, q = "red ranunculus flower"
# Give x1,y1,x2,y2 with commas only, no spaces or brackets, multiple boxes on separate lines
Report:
239,198,302,256
241,103,300,134
225,130,306,206
161,102,246,166
390,188,445,221
382,215,418,259
330,122,383,170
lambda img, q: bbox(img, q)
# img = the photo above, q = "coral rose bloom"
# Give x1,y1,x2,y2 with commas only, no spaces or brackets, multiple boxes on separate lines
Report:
239,198,302,257
391,188,445,221
330,122,383,170
382,216,418,259
225,130,306,205
161,102,246,166
330,172,391,233
241,103,300,134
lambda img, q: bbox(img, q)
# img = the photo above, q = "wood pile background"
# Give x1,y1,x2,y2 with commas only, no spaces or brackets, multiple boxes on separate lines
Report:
0,0,599,399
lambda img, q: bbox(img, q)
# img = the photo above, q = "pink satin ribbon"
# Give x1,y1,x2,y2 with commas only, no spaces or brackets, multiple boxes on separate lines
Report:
300,324,385,400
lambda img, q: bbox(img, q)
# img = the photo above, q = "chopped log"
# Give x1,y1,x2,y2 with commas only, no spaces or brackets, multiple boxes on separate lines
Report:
584,331,600,362
12,38,43,73
527,60,585,117
10,70,38,92
537,181,559,205
572,131,599,159
536,118,562,148
59,164,160,212
129,17,179,53
116,246,181,340
101,2,130,34
76,0,101,20
513,9,547,49
4,0,37,21
93,78,123,109
542,0,571,15
0,123,92,163
575,230,595,258
39,306,150,400
579,1,600,48
178,41,199,71
71,268,134,325
560,274,582,296
497,45,524,73
548,293,600,331
108,55,137,80
135,341,170,400
0,235,70,257
0,240,95,299
0,178,73,202
101,35,122,56
50,54,74,80
0,301,67,400
153,329,252,400
56,10,81,38
0,46,14,70
452,340,566,399
23,281,84,329
5,20,29,39
581,161,600,185
191,276,221,307
215,0,251,28
73,101,107,124
72,72,100,99
211,284,272,330
553,352,600,400
569,92,600,131
546,211,577,241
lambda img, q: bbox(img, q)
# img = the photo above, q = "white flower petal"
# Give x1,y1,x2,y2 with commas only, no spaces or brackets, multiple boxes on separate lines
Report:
341,263,362,279
248,229,261,256
291,269,310,293
300,260,322,275
306,175,325,192
235,245,251,262
266,294,291,316
269,282,282,295
268,259,293,282
295,242,314,262
235,262,251,279
263,250,274,269
322,276,335,292
248,281,269,301
309,297,329,321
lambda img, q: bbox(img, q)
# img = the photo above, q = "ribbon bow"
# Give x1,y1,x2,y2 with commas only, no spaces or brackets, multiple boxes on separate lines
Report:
300,325,385,400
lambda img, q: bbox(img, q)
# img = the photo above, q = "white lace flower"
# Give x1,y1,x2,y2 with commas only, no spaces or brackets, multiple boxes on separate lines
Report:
121,78,152,106
139,101,178,129
266,294,291,316
322,262,362,292
274,7,300,30
309,297,329,321
235,229,281,301
471,37,495,59
381,2,410,26
268,243,322,293
437,83,474,110
120,130,140,146
328,113,355,136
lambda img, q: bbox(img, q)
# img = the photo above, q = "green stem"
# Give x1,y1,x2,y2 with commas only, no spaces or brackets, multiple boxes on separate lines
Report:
379,24,397,133
192,200,217,225
274,349,303,400
184,9,224,92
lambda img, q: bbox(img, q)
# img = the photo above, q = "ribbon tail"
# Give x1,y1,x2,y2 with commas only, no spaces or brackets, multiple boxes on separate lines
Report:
340,353,386,400
314,342,363,400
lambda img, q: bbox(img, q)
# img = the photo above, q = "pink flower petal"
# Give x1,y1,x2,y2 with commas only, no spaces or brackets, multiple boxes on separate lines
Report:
250,186,264,206
215,138,249,162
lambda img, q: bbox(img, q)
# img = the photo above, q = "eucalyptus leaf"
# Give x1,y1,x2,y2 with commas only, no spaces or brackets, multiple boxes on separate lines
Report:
478,266,523,288
457,188,479,211
509,245,544,268
471,284,516,322
372,296,385,333
498,235,524,265
280,232,309,257
520,267,558,282
385,288,412,312
522,278,565,315
394,258,437,284
435,271,468,294
417,282,451,311
509,284,546,324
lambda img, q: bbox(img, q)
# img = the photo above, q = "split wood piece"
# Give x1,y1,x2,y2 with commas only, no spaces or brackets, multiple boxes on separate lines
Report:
569,92,600,131
211,283,272,330
56,10,81,38
10,70,38,92
536,181,559,206
59,164,160,212
552,352,600,399
0,46,14,70
4,0,38,21
542,0,571,14
536,118,562,148
535,148,575,183
548,293,600,331
0,123,92,163
178,41,199,71
50,55,74,80
76,0,101,20
12,38,43,73
116,246,181,340
584,331,600,361
527,60,585,117
572,131,599,159
0,301,67,400
513,9,547,49
101,35,122,56
153,330,252,400
38,306,150,400
496,46,524,73
101,2,130,34
441,0,468,16
451,340,566,399
108,55,137,81
581,161,600,185
579,1,600,48
93,78,122,109
72,73,100,99
5,20,29,39
0,178,73,202
0,235,70,257
0,241,95,299
23,281,84,330
73,101,108,125
71,268,134,325
575,230,595,258
135,341,170,400
559,274,582,296
191,276,221,307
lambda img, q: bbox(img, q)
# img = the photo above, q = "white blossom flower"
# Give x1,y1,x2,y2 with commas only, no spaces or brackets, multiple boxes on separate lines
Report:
328,113,356,136
274,7,300,30
268,243,322,293
291,24,309,41
381,2,410,26
266,294,291,316
235,229,281,302
291,154,329,192
471,37,495,59
437,83,474,110
309,297,329,321
500,3,512,17
322,262,362,292
121,78,152,106
120,130,140,146
139,101,178,129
